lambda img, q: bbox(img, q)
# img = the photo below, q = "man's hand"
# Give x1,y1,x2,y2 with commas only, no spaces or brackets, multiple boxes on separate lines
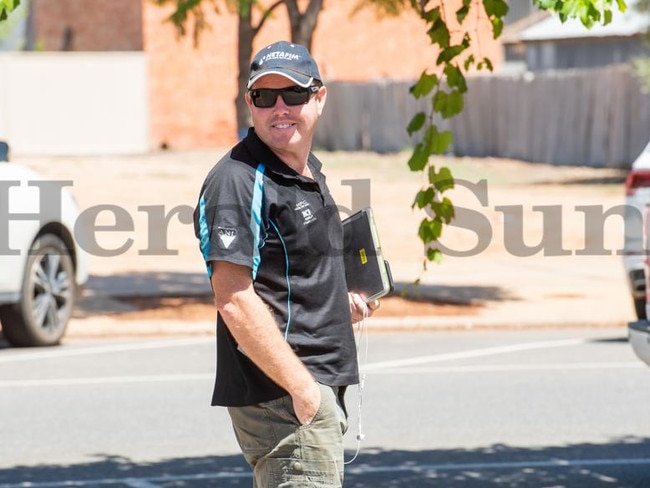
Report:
349,292,380,323
292,380,321,425
212,261,322,421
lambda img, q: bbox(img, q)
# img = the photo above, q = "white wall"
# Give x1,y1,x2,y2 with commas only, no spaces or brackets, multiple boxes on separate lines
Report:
0,52,148,155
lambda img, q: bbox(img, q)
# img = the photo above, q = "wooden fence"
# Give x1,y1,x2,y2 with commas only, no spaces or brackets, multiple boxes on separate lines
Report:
314,65,650,168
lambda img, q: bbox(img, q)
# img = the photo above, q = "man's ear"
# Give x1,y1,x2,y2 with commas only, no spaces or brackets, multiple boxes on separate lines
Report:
316,86,327,116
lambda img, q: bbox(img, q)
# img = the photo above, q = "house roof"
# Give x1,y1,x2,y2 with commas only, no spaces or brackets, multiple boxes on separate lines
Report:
519,5,650,41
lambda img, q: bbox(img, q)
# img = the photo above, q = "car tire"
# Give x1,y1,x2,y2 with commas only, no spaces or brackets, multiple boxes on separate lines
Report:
634,296,647,321
0,234,76,347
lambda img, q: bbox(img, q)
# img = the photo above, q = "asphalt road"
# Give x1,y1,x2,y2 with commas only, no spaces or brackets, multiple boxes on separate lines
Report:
1,327,650,487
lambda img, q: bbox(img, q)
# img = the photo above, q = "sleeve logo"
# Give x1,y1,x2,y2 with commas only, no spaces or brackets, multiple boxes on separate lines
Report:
217,227,237,249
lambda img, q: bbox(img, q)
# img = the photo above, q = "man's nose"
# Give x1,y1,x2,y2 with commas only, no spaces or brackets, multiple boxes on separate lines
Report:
272,94,291,112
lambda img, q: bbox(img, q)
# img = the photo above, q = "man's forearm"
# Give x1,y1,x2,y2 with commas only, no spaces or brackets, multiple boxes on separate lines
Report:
210,261,321,423
218,285,316,395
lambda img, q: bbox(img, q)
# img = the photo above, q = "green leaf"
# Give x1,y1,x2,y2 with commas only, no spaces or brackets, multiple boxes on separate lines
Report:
603,9,612,24
410,72,438,99
427,18,450,47
456,0,471,23
483,0,509,18
0,0,20,22
418,218,443,243
438,197,456,223
424,125,453,154
413,187,435,209
429,166,455,192
478,57,494,72
426,248,443,264
433,90,464,119
444,64,467,92
437,44,464,64
432,129,453,154
408,143,429,172
533,0,556,9
421,6,441,24
464,54,475,71
407,112,427,135
491,17,504,38
436,34,470,64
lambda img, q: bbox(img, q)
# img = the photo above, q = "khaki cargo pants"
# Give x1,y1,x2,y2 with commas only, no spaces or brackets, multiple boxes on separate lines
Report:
228,383,349,487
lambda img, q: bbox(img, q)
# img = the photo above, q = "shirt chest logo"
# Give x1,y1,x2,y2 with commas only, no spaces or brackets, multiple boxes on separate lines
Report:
295,200,317,225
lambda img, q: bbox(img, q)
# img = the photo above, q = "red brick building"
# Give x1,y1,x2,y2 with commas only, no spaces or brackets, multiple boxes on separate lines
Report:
28,0,501,150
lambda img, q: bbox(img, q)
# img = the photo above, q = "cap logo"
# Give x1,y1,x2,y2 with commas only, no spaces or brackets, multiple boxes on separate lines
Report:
259,51,301,65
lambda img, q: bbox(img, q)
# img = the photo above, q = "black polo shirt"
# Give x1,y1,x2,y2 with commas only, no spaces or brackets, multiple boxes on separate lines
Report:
194,128,359,407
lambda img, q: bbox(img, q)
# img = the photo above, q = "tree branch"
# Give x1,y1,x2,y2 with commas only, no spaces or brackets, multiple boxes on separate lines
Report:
252,0,285,34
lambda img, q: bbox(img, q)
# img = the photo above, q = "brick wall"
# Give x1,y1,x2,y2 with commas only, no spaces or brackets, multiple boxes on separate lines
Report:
144,2,500,151
144,1,501,151
32,0,143,51
25,1,497,151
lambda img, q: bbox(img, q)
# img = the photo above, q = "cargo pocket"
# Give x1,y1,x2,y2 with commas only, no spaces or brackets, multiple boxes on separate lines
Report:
263,457,342,487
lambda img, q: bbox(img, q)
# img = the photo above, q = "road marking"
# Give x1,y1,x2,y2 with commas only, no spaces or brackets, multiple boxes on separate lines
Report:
0,373,213,388
368,361,644,374
348,456,650,474
1,338,621,388
1,457,650,487
123,480,161,488
1,361,641,389
0,337,213,364
364,338,586,371
0,471,252,488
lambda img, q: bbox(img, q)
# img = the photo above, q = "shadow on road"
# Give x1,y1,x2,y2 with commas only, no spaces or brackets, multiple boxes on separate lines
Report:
1,438,649,487
83,272,213,298
393,282,517,306
74,272,516,316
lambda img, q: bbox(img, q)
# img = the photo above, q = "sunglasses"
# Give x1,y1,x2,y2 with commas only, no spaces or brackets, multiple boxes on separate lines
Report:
248,85,321,108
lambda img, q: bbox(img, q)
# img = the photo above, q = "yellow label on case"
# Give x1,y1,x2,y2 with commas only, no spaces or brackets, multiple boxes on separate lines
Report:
359,248,367,264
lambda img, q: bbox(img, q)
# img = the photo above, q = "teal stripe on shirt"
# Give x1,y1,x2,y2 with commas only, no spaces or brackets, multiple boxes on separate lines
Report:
250,163,266,279
197,192,212,278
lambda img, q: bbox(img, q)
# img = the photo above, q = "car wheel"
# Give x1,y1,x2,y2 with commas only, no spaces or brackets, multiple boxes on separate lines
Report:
634,296,647,321
0,234,76,347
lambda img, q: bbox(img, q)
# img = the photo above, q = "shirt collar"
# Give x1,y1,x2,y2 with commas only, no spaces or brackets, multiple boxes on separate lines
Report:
243,128,323,183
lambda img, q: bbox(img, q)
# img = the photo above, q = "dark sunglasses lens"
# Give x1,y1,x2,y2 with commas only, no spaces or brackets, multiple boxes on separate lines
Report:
280,88,310,106
251,90,278,108
250,87,312,108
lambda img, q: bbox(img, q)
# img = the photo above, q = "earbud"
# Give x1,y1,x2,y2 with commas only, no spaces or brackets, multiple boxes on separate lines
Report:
356,433,365,441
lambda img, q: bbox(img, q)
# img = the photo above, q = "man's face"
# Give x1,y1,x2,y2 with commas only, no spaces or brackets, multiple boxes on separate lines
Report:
246,74,327,157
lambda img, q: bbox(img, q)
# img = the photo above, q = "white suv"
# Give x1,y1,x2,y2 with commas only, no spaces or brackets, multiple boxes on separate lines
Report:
623,141,650,319
628,201,650,366
0,142,87,346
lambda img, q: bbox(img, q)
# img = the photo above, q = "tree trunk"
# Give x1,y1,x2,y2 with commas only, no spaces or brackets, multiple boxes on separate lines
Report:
236,12,255,139
285,0,323,49
235,0,286,139
24,0,37,50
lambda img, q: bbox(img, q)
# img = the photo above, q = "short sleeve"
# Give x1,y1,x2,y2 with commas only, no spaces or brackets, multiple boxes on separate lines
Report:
194,159,264,277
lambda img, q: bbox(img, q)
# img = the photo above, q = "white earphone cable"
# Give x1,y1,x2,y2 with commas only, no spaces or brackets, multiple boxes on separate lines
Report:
345,301,370,464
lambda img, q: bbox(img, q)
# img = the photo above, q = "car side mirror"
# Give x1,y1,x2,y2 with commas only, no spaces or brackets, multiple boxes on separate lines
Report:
0,141,8,162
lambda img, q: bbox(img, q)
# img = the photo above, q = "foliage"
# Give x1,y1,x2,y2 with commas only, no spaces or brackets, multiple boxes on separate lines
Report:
404,0,626,270
150,0,242,45
153,0,626,271
0,0,20,22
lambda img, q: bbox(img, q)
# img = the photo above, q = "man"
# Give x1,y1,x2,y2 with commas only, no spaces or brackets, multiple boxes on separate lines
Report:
193,41,379,487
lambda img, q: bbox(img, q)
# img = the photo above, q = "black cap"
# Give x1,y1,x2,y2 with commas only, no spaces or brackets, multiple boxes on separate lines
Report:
247,41,322,89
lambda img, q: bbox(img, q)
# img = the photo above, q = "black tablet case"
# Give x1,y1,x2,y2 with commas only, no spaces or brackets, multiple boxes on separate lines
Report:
342,208,394,302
